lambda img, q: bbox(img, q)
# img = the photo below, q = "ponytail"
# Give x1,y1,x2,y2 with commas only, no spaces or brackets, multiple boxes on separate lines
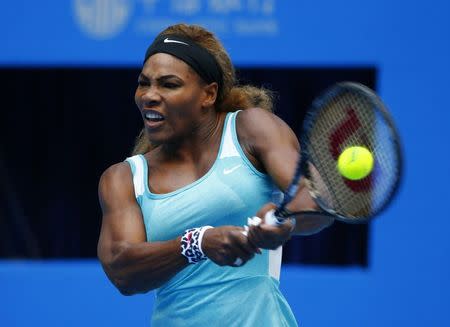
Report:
218,85,274,113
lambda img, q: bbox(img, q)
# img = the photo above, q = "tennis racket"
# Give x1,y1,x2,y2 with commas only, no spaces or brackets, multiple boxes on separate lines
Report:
258,81,403,225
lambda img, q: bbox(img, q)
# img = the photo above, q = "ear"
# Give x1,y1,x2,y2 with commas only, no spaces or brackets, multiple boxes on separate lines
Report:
201,82,218,108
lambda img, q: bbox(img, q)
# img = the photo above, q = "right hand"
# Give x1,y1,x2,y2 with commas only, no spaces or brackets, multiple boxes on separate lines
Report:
201,226,261,267
246,203,294,250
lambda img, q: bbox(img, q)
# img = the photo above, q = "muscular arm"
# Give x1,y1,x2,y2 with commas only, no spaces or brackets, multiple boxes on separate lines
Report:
237,108,334,236
97,162,188,295
98,159,262,292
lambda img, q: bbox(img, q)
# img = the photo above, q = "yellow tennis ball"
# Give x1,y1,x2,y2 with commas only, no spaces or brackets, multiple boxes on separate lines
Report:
337,146,374,180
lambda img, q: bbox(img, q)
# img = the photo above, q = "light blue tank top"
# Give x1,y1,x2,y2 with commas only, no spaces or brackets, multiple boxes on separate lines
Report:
126,111,298,327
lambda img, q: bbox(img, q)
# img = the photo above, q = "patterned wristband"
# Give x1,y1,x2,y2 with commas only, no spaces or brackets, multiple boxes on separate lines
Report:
180,226,213,264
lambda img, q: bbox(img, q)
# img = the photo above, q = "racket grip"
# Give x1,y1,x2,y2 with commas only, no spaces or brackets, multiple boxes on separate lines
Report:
264,209,284,226
242,216,262,236
242,210,285,236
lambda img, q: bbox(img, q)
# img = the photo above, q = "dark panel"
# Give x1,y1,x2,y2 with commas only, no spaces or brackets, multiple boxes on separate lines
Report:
0,66,375,266
0,68,142,257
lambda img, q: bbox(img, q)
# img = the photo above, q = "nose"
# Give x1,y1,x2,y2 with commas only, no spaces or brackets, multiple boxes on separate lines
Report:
140,85,162,107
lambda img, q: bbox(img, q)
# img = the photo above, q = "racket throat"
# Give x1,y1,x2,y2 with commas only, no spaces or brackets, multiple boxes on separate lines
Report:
274,207,294,219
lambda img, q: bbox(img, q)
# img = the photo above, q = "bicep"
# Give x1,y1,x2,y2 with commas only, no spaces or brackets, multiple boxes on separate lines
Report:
97,163,147,263
238,109,317,211
238,109,300,190
261,141,299,191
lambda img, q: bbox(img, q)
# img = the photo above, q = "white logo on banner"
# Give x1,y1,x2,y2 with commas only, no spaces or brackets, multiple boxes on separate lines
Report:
73,0,132,39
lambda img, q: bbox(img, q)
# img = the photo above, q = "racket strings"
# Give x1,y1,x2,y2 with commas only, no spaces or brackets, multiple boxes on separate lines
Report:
305,89,401,219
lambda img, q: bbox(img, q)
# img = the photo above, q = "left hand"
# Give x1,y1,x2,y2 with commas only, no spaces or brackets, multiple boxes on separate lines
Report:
246,203,294,250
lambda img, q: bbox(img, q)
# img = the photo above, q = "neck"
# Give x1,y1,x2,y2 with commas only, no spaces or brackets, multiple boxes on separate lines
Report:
159,110,223,161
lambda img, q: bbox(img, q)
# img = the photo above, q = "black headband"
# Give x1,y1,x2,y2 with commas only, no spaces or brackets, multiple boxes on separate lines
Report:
144,34,223,89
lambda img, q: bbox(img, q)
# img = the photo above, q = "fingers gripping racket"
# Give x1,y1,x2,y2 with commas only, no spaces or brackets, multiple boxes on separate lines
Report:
261,82,403,225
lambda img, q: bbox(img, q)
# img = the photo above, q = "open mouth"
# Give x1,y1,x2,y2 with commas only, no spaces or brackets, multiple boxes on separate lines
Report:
144,110,165,122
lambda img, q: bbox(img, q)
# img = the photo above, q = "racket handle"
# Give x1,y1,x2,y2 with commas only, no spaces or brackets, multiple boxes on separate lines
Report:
264,209,284,226
263,209,296,231
242,216,261,236
247,210,283,227
242,210,287,237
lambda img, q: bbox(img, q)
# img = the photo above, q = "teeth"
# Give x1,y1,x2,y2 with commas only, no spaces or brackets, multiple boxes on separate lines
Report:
145,112,164,120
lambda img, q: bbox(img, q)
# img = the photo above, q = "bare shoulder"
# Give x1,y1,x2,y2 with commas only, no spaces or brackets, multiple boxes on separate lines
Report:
98,162,135,209
237,107,285,134
236,108,299,154
99,162,133,190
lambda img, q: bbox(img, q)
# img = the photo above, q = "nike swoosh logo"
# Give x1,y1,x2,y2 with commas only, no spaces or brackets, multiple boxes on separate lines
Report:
223,165,242,175
163,38,189,46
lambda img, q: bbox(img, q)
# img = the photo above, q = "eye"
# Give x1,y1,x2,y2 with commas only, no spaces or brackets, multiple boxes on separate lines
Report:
138,79,149,87
164,82,180,89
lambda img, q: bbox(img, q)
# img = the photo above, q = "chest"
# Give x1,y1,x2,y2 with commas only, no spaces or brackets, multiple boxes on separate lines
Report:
147,160,212,194
140,157,273,242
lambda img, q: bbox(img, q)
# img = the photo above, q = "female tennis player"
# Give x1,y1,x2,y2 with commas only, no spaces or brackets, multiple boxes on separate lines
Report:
97,24,334,326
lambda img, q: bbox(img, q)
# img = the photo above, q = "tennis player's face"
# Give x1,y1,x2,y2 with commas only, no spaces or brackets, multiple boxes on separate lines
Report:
135,53,212,145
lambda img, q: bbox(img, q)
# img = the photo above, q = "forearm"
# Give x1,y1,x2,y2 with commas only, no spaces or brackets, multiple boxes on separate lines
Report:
284,184,334,236
101,237,188,295
291,212,334,236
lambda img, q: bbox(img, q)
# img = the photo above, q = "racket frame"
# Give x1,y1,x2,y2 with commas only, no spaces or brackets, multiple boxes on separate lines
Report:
273,82,403,224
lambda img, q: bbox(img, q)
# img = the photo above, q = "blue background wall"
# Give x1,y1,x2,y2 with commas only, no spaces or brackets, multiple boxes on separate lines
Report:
1,0,450,326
